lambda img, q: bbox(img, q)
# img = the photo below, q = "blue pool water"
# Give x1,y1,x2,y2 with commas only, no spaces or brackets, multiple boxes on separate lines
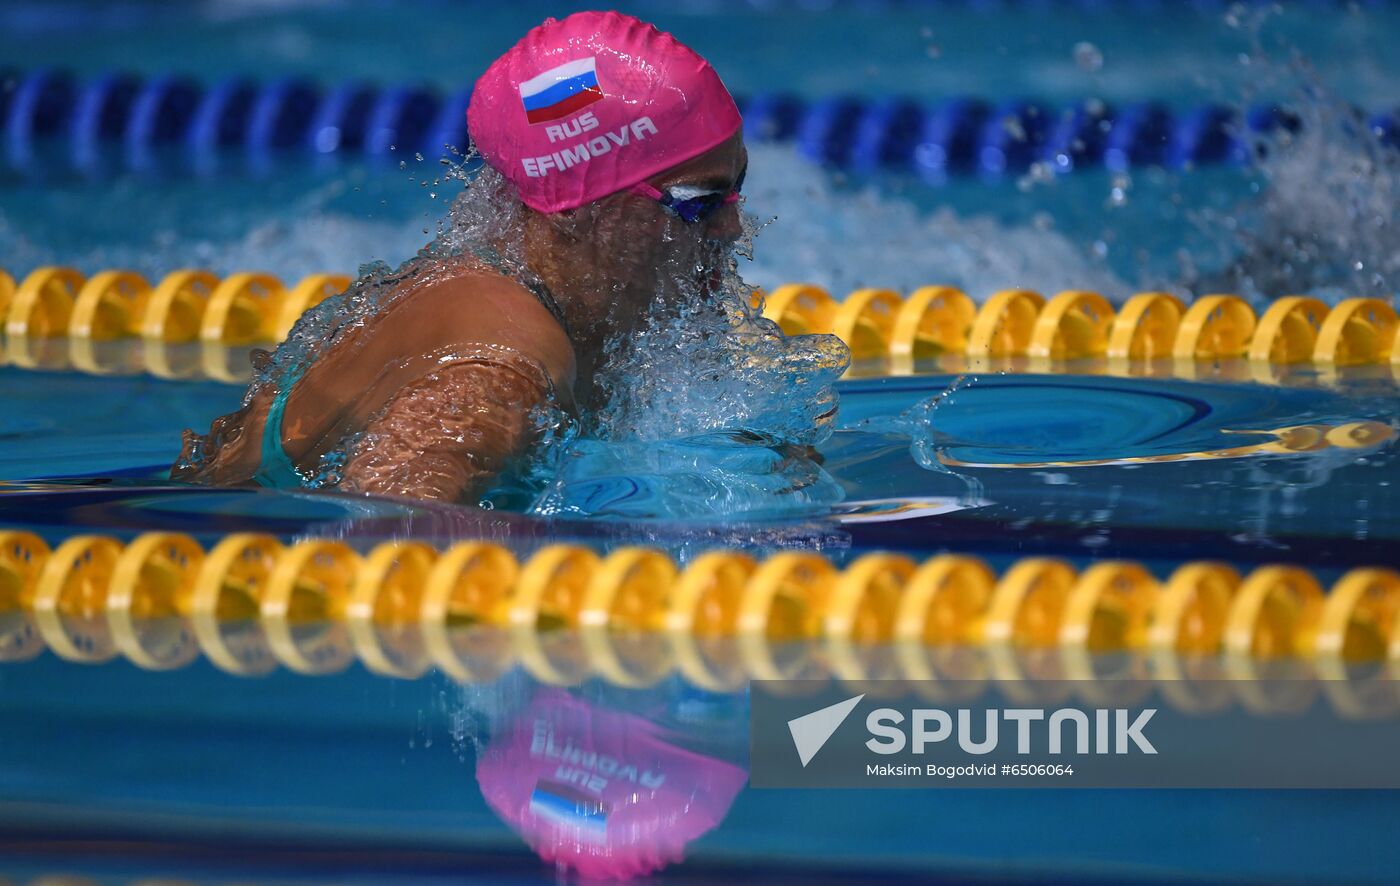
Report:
4,653,1400,885
6,2,1400,884
6,1,1400,106
4,363,1398,574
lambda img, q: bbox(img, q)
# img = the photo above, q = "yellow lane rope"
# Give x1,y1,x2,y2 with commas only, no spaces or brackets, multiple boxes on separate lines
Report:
924,421,1392,469
769,284,1400,381
2,531,1397,709
3,268,1398,383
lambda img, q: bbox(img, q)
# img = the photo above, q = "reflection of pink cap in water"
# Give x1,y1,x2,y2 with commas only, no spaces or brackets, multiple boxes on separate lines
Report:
476,689,748,881
468,11,743,213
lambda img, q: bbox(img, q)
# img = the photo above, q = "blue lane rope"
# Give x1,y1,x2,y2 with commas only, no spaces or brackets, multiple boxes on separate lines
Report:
4,69,74,174
124,75,201,172
247,78,321,156
364,86,439,159
308,81,377,155
70,71,140,174
915,97,990,180
1,69,1396,179
1043,100,1111,173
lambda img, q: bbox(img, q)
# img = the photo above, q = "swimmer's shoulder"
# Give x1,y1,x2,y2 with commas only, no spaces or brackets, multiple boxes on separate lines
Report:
393,256,577,396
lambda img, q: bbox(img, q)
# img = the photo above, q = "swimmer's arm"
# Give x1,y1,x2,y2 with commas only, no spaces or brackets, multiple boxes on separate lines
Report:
339,361,548,503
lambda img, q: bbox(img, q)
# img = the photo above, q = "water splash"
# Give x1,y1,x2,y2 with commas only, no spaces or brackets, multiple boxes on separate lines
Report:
503,171,852,518
851,373,986,506
586,213,849,446
1186,9,1400,302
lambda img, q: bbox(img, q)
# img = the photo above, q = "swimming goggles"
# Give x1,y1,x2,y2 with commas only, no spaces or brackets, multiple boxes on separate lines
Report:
630,169,744,223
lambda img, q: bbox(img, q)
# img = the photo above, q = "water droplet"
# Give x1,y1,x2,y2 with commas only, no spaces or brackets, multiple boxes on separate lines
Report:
1073,42,1103,73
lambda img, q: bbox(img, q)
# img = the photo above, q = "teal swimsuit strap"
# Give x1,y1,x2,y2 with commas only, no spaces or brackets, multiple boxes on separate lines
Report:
471,245,573,339
253,364,307,489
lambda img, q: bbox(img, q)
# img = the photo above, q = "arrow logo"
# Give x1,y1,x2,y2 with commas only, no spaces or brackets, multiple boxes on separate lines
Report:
787,694,864,767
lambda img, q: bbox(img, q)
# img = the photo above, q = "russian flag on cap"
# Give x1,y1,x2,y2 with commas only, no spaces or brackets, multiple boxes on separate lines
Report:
529,780,609,840
519,57,604,125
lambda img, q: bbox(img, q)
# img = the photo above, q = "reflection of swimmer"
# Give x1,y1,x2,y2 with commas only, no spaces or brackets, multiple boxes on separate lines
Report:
472,679,748,880
173,11,747,503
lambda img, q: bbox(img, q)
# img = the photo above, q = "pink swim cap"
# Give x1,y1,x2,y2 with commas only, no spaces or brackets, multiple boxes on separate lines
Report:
467,11,743,214
476,689,748,881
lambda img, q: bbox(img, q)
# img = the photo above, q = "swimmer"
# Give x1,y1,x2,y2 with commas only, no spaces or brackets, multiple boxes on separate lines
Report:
172,11,747,503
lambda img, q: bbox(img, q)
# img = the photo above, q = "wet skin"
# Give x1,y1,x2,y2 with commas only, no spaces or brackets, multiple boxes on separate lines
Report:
173,133,748,503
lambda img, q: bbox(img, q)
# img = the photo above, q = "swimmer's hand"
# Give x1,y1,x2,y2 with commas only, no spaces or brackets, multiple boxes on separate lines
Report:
339,360,547,503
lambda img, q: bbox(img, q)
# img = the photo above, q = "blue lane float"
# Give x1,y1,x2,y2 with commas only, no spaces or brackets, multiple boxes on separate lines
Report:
69,71,140,174
1,69,1396,180
1042,100,1112,173
364,86,439,159
914,97,990,180
4,69,74,174
308,82,378,156
977,99,1051,177
123,75,200,172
